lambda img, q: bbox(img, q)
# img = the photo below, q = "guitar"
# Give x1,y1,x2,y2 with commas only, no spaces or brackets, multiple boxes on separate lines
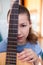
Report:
0,52,34,65
0,0,34,65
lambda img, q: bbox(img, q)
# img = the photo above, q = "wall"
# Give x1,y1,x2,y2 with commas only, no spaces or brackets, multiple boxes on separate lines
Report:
0,0,10,39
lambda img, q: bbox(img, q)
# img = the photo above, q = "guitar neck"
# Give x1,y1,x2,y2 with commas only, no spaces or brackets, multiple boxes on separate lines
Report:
6,0,19,65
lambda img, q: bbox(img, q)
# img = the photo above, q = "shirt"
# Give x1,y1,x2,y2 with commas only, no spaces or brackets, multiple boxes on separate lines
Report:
0,38,42,56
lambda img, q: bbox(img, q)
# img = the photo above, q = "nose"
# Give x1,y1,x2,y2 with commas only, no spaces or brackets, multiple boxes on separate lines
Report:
18,27,21,36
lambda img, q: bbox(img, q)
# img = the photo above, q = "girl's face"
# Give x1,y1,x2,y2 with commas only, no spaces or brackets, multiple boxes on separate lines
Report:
18,14,31,45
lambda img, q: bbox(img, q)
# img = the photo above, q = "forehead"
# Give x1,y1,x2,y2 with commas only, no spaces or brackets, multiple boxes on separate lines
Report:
19,14,29,24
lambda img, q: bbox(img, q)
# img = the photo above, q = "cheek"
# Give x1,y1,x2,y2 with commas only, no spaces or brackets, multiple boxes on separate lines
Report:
23,27,30,36
25,28,29,37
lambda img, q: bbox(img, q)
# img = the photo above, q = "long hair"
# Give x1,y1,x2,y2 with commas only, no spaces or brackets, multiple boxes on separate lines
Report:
7,5,38,44
19,5,38,44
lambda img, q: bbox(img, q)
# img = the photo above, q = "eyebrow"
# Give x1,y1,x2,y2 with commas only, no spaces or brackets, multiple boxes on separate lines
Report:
20,23,26,24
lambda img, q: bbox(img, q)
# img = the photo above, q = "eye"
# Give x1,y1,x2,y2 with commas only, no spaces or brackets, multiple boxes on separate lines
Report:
21,24,27,27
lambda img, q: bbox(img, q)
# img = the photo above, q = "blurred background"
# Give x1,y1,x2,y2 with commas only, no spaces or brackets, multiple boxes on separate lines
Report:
0,0,43,51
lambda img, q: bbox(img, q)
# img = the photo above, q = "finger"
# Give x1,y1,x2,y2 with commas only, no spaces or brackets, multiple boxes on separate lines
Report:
18,52,32,60
27,58,35,63
24,48,34,56
19,51,25,56
21,56,31,61
24,54,34,62
19,48,33,56
24,48,33,52
19,52,34,61
27,55,36,63
18,50,33,60
18,54,26,60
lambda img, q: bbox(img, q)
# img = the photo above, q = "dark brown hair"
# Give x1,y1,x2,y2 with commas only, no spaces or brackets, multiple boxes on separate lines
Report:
7,5,38,44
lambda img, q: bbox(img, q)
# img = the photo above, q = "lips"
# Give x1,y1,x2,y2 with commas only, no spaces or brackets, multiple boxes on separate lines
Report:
17,36,23,39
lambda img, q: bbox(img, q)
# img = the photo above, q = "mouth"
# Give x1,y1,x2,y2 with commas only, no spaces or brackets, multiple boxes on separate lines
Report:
17,36,23,40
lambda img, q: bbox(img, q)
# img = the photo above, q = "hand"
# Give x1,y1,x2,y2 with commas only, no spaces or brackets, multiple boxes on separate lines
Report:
18,48,39,63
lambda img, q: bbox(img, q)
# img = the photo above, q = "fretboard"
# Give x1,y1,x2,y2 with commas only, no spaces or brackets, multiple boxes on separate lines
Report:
6,0,19,65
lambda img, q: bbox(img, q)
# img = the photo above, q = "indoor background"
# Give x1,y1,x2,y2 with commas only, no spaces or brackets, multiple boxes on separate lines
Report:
0,0,43,50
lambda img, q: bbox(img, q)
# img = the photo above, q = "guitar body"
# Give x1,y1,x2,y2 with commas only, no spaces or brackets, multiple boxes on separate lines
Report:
0,52,34,65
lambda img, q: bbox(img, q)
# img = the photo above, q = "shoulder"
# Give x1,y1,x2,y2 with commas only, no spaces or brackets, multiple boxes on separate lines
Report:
34,41,42,56
26,41,42,56
0,38,7,52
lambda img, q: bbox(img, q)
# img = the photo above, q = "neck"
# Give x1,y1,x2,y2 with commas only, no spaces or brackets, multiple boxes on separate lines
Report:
18,40,28,45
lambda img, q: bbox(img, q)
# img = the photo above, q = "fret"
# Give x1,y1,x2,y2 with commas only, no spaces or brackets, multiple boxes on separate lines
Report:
7,46,17,49
6,54,17,57
10,19,18,24
7,54,16,58
6,59,16,63
8,33,18,34
11,0,19,2
14,1,19,4
9,24,18,25
8,37,17,39
6,59,16,62
6,55,16,59
7,45,17,49
9,28,18,30
8,41,17,43
9,25,18,30
10,14,18,15
6,56,16,59
6,57,16,60
6,56,16,58
12,3,19,8
6,64,15,65
8,33,17,37
11,9,18,14
9,34,17,39
7,48,16,50
7,46,16,51
8,44,17,46
8,45,17,47
8,46,16,50
6,58,16,60
6,61,16,64
6,61,16,63
12,2,19,5
8,37,17,41
7,45,17,47
7,52,16,55
7,53,16,55
7,52,17,55
6,63,16,65
11,7,18,10
9,29,18,33
8,42,17,45
9,26,17,29
10,19,18,20
6,58,16,61
6,62,16,65
7,49,16,52
9,34,18,37
10,8,18,10
10,15,18,19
